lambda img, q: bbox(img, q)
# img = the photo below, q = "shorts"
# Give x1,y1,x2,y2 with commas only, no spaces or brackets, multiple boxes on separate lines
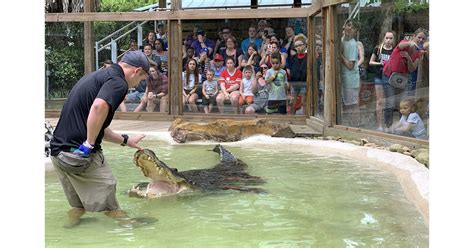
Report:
266,100,287,114
202,95,217,106
341,87,360,106
51,151,120,212
239,95,254,106
374,77,384,85
290,81,307,95
126,91,145,103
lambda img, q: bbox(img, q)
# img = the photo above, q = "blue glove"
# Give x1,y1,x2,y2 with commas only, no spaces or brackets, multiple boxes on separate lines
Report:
72,142,94,157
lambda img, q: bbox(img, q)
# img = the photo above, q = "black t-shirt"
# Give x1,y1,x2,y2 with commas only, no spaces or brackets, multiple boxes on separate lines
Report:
50,64,129,155
289,54,307,82
372,46,394,79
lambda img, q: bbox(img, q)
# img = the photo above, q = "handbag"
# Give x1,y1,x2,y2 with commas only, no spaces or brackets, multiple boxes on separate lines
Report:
389,72,408,89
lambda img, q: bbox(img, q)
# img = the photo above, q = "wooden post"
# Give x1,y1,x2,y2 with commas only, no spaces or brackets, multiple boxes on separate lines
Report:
306,15,315,118
323,5,337,127
168,0,183,115
83,0,95,73
159,0,167,9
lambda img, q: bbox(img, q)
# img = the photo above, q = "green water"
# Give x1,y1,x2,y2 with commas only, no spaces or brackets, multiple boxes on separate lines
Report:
45,141,428,247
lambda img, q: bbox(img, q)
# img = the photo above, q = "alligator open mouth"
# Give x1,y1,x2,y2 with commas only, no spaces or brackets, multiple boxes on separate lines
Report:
129,145,266,199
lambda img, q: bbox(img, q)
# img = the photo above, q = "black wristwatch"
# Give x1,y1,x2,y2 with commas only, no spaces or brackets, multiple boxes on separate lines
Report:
120,134,129,146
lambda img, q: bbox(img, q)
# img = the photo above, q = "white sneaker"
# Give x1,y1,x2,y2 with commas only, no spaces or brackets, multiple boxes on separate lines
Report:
376,127,383,132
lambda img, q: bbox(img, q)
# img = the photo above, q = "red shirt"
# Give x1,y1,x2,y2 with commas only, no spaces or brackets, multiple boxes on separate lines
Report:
383,40,421,76
218,69,242,90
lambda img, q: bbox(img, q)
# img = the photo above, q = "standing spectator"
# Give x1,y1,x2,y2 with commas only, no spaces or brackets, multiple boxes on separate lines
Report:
155,22,168,49
241,26,263,56
257,19,269,38
369,31,395,131
202,70,219,114
182,58,201,112
191,29,215,58
245,65,270,114
339,19,360,127
214,26,232,57
408,28,429,96
49,51,152,228
282,26,296,56
216,57,242,114
265,53,289,114
288,34,308,115
220,36,244,70
382,35,423,131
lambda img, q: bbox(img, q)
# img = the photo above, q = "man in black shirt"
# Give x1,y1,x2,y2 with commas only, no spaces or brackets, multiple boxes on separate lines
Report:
50,51,152,228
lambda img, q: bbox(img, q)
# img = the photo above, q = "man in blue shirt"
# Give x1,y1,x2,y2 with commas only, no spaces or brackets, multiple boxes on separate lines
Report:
241,26,263,56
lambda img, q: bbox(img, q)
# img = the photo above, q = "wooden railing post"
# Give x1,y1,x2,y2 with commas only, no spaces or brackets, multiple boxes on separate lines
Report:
84,0,95,73
323,5,337,127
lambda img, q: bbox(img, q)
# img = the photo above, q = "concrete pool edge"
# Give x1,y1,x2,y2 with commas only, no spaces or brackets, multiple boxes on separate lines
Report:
45,131,429,226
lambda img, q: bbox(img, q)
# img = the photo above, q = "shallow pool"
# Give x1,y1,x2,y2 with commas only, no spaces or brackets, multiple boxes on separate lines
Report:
45,140,428,247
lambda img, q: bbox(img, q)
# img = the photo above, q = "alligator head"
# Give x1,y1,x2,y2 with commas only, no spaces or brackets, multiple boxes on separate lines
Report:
131,149,192,198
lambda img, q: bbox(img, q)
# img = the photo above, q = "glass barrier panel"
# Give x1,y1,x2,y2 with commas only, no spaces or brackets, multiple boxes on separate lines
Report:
181,18,308,116
313,15,324,118
335,1,429,141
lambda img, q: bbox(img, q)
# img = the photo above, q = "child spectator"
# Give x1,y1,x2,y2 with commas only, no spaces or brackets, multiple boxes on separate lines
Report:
340,19,360,127
210,53,226,81
202,70,219,114
288,34,308,115
245,65,271,114
369,31,395,131
182,58,201,112
239,65,255,110
390,98,427,139
265,53,289,114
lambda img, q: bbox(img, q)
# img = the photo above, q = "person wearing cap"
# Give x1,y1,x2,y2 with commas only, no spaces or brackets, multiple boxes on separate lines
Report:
49,50,153,228
191,29,215,59
210,53,226,81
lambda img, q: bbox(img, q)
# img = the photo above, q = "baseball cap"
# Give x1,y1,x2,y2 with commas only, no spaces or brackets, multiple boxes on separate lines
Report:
199,47,209,55
121,51,150,73
197,29,206,36
214,53,224,62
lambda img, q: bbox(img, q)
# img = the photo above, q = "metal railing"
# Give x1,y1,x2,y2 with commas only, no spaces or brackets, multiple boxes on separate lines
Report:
95,20,148,70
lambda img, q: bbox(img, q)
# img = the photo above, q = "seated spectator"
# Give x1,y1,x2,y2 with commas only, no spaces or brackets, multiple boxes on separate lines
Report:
155,22,168,49
245,65,270,114
144,31,156,48
197,47,212,97
102,59,113,69
239,65,255,111
241,26,263,56
219,36,244,70
184,24,199,49
241,43,259,72
257,19,269,38
133,65,169,112
183,46,197,70
153,38,168,75
183,58,201,112
389,97,427,139
128,39,138,51
216,57,242,114
191,29,215,59
214,26,232,58
265,53,289,114
202,70,219,114
143,43,162,72
260,41,287,69
210,53,226,81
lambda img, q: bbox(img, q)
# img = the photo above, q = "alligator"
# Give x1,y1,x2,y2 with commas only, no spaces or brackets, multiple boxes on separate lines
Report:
128,145,266,198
